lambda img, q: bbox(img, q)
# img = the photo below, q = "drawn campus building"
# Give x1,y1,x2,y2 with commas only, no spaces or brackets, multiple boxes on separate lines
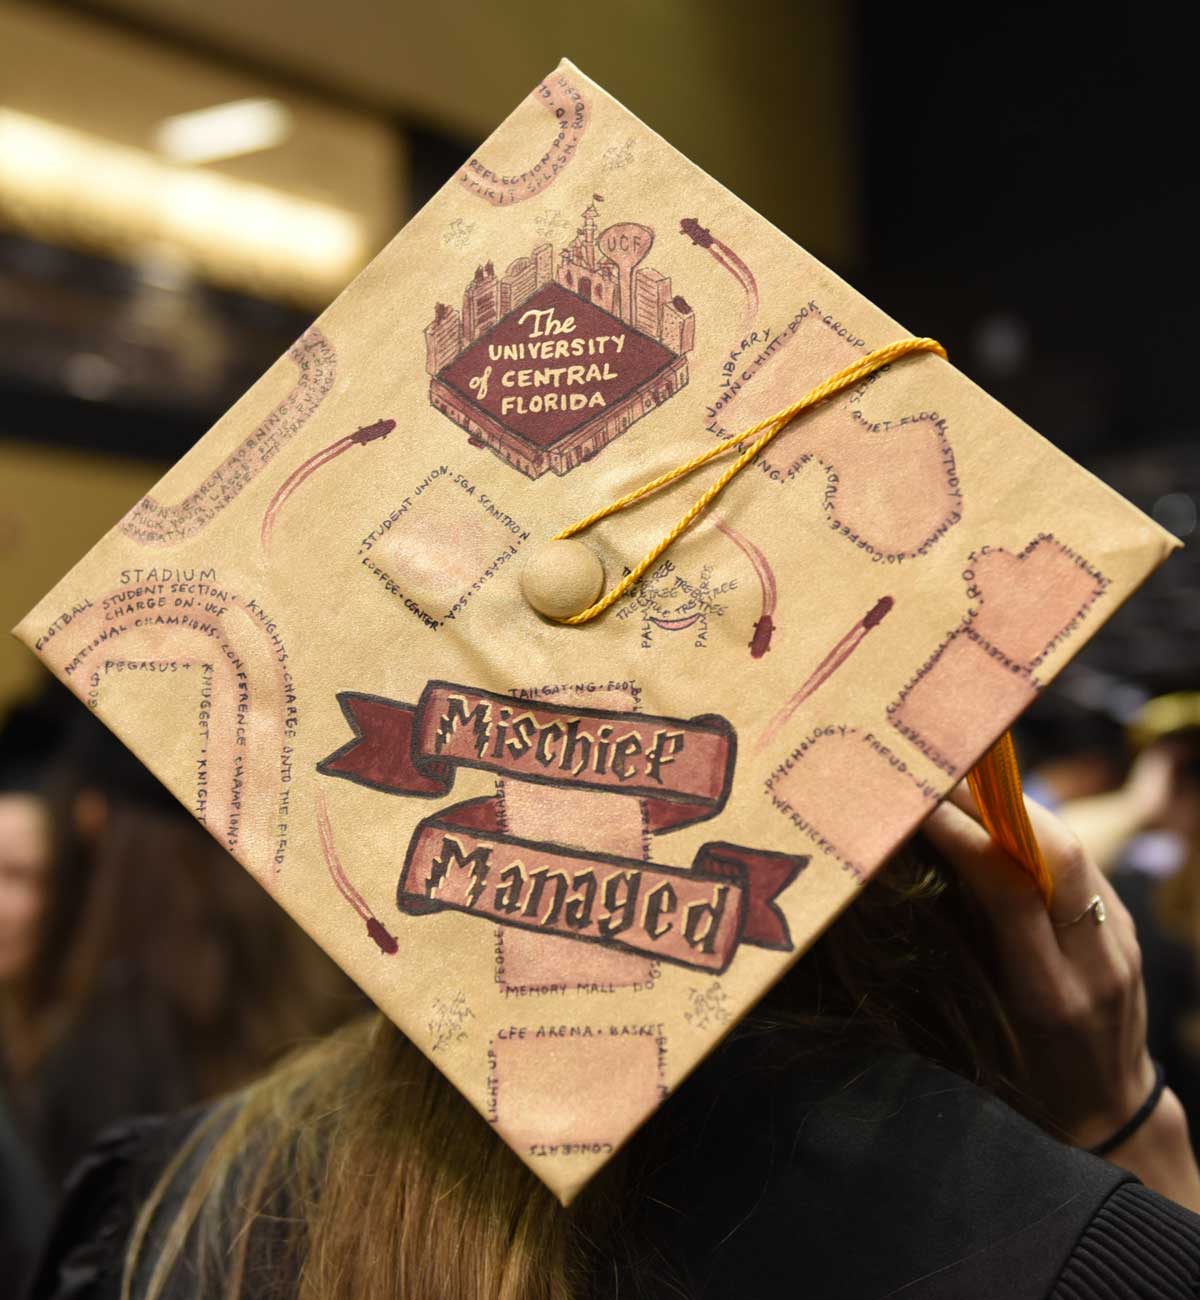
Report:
424,202,695,480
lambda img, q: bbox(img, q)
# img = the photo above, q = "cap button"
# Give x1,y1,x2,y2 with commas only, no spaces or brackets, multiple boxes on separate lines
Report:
520,539,605,620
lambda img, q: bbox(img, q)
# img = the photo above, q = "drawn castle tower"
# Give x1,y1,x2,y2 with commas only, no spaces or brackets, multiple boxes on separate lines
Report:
422,206,694,379
462,261,499,342
557,202,620,316
424,200,696,480
424,301,463,375
661,295,695,354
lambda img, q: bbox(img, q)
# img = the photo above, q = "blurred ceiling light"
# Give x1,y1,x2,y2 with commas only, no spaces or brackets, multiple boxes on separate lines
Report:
134,246,194,292
0,109,365,304
62,352,121,401
154,98,293,165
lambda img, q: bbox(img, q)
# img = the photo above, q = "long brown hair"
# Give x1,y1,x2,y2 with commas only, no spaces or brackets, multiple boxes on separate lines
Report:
125,838,1035,1300
3,720,358,1186
7,798,352,1085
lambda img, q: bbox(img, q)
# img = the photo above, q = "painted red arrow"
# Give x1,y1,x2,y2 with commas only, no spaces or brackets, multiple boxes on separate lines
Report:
758,597,895,749
680,218,759,321
713,516,778,658
261,418,395,548
315,790,398,955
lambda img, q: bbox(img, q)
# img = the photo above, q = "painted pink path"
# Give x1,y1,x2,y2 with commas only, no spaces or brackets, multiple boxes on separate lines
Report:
119,328,336,546
771,730,933,879
711,312,961,562
970,541,1104,667
892,636,1038,776
457,73,588,206
30,583,297,879
492,1031,662,1154
377,479,518,610
497,686,656,991
891,536,1106,775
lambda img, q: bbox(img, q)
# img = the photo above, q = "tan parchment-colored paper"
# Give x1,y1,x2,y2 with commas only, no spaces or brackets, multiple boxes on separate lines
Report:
15,60,1178,1203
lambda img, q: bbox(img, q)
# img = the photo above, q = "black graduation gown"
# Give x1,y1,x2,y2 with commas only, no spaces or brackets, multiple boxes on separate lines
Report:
26,1045,1200,1300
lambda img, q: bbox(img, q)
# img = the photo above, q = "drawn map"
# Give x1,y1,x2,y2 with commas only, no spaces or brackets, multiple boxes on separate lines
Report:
16,60,1176,1206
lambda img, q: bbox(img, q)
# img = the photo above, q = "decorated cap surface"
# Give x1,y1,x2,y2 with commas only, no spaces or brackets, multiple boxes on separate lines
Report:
15,59,1177,1203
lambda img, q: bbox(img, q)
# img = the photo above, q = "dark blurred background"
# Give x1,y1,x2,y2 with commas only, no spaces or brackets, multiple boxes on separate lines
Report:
1,4,1198,1285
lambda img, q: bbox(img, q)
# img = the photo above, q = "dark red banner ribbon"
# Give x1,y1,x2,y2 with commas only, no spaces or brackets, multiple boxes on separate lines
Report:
318,681,736,833
398,796,806,973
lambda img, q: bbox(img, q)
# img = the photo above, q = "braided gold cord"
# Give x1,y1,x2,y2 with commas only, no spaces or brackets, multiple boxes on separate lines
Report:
549,333,1053,904
553,337,947,624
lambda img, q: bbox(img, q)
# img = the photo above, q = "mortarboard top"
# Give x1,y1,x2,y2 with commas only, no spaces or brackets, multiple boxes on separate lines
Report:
15,59,1178,1204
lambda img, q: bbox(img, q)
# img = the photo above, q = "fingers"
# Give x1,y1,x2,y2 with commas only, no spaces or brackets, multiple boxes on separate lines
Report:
943,782,1130,935
1019,793,1139,958
942,780,1090,904
927,783,1140,984
930,783,1047,914
922,796,1061,980
926,782,1154,1145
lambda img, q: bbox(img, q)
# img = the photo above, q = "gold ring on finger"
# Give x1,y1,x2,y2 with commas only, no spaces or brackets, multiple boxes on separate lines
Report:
1052,893,1107,929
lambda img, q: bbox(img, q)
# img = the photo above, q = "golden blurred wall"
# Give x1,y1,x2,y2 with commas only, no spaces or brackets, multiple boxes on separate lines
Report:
93,0,860,266
1,442,163,709
1,0,860,714
0,2,406,303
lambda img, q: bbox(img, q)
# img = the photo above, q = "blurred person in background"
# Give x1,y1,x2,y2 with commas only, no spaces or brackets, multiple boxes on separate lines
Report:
1015,690,1129,815
0,787,51,991
1058,696,1200,876
1056,696,1200,1144
0,680,76,1294
1,1097,49,1298
0,681,73,995
2,703,360,1192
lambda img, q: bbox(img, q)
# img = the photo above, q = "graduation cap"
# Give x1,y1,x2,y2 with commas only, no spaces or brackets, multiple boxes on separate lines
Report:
15,60,1177,1205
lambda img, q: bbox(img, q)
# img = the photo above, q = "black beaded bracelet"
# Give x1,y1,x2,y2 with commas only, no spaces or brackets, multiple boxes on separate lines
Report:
1089,1060,1167,1157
